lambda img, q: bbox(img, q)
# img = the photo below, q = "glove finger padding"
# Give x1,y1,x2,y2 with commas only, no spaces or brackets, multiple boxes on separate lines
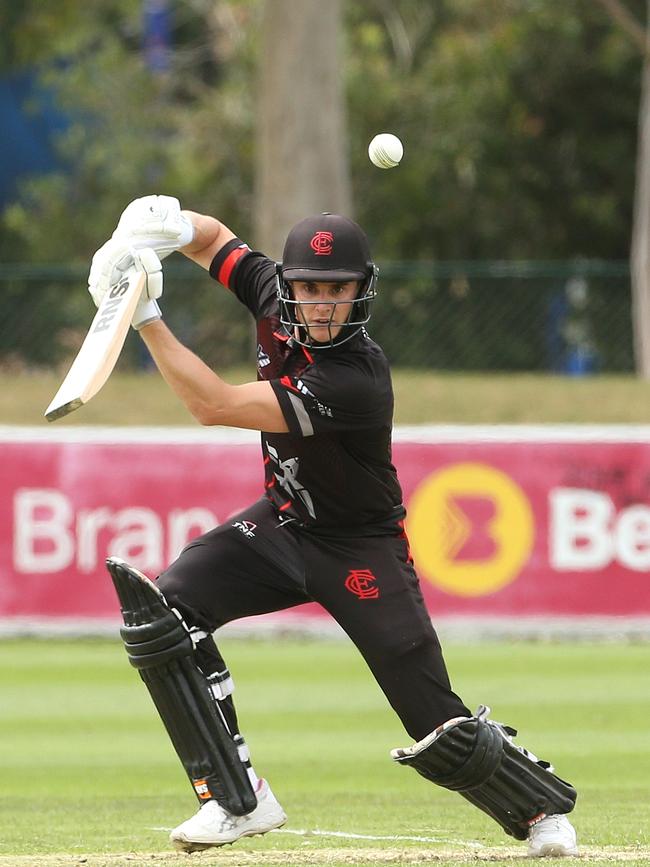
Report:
88,239,137,308
115,194,180,235
88,239,118,307
88,241,163,310
137,247,163,300
131,247,163,331
113,194,194,260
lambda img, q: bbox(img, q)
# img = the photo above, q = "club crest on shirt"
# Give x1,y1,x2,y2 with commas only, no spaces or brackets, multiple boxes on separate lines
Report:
344,568,380,600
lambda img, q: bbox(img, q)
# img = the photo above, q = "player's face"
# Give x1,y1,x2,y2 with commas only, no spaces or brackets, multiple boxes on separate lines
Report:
290,280,361,343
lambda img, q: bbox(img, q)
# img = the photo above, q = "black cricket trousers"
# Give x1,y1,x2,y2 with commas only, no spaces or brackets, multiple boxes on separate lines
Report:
157,497,470,741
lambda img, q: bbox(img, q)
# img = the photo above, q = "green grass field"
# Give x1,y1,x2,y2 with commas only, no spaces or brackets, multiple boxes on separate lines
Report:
3,369,650,865
6,369,650,426
0,638,648,866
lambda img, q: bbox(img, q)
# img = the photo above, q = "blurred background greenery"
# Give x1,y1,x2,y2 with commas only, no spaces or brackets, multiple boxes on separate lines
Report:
0,0,647,381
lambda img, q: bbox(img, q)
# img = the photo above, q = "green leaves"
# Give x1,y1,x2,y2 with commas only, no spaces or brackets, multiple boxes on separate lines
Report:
1,0,644,263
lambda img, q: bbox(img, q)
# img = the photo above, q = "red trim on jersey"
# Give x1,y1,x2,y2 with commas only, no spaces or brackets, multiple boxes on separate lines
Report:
301,345,314,364
280,375,300,393
278,500,293,511
263,456,270,465
218,245,248,288
265,476,276,489
397,519,414,564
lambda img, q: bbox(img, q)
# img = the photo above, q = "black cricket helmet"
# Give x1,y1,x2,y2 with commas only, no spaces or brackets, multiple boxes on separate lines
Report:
276,213,379,348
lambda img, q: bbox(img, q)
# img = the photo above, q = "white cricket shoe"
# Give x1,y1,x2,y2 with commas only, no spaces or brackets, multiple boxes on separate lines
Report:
527,814,578,857
170,779,286,852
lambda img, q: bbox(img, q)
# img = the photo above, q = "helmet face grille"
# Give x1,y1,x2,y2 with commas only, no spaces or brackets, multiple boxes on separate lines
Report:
277,214,378,349
275,265,379,349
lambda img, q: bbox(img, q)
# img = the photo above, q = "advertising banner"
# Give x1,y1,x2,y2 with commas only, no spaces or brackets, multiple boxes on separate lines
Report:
3,426,650,624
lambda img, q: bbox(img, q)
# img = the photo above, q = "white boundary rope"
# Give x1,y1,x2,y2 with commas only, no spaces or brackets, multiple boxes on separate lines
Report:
271,828,485,847
146,826,484,847
4,423,650,444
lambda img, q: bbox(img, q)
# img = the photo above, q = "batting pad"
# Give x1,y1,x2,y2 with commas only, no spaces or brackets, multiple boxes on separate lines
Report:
106,556,257,815
392,706,577,840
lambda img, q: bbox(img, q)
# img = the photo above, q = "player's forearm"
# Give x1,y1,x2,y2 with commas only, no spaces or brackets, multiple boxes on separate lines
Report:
138,320,236,423
138,320,287,431
179,211,236,270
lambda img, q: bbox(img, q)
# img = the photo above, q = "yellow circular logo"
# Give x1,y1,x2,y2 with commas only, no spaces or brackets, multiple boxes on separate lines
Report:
407,462,534,597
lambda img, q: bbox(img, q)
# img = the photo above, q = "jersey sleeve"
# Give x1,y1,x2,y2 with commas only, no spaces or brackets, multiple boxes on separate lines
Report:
209,239,277,318
270,356,393,437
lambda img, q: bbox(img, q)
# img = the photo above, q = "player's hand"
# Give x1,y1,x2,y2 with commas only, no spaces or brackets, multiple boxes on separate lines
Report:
112,195,194,260
89,239,163,305
88,240,163,330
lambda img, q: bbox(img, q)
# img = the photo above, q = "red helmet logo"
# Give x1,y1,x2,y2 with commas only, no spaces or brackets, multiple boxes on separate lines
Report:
310,231,334,256
344,568,379,599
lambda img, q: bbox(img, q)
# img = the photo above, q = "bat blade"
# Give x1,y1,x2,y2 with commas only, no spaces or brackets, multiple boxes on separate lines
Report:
45,270,146,422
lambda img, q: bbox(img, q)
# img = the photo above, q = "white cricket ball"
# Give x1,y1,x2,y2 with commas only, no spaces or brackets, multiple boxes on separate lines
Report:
368,133,404,169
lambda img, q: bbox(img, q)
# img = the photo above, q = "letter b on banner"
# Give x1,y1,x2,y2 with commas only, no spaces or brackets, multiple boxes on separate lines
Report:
13,489,74,572
550,488,650,571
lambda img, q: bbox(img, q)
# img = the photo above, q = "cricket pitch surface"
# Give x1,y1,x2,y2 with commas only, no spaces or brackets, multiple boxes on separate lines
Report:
0,847,648,866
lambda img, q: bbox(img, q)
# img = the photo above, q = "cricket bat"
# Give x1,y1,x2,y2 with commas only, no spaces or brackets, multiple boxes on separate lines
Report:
45,269,146,422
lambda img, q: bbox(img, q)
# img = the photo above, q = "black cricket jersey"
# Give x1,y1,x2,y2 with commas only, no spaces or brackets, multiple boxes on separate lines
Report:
209,239,406,537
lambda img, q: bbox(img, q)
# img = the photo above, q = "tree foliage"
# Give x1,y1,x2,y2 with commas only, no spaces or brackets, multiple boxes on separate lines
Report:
346,0,644,259
1,0,260,263
0,0,645,264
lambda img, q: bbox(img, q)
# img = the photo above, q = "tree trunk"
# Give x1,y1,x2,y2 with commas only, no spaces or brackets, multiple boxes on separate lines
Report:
253,0,352,260
631,4,650,377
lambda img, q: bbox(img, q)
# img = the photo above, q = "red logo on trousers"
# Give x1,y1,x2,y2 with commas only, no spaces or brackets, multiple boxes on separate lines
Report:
310,231,333,255
345,568,379,599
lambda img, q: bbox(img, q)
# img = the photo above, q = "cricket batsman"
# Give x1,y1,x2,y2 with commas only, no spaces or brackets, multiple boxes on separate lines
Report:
88,195,579,856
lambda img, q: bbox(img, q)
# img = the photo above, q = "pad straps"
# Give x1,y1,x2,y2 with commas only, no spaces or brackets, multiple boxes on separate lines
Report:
107,557,257,815
392,707,577,840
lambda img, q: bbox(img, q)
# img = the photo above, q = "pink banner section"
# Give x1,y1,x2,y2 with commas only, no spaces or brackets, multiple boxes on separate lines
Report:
3,427,650,622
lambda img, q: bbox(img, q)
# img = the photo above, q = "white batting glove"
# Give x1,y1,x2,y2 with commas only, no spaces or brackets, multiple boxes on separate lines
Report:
88,240,163,330
112,195,194,260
